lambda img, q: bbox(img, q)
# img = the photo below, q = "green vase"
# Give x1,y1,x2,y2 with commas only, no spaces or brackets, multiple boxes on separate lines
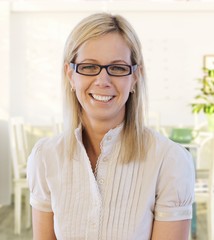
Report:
206,114,214,131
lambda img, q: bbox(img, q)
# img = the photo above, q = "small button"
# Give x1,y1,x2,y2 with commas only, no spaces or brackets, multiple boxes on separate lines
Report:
106,136,112,141
98,178,104,185
102,157,108,162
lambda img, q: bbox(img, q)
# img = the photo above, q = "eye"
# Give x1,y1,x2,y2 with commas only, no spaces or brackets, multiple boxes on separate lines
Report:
109,65,129,74
79,64,99,73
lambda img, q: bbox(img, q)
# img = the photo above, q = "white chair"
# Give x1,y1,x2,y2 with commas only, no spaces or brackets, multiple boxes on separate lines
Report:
8,117,31,234
194,133,214,240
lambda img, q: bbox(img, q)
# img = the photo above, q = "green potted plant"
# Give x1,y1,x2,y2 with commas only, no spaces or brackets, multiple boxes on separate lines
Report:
191,68,214,130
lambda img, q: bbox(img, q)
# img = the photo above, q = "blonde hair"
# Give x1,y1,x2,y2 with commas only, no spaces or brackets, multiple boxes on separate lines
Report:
62,12,149,162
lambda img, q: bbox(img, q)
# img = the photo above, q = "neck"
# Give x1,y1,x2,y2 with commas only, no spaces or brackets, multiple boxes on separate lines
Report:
82,120,113,155
82,117,123,143
81,110,124,137
81,116,123,168
82,122,107,173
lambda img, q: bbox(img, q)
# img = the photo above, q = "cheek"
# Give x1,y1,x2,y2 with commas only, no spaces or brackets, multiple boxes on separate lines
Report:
74,90,86,110
117,78,133,93
72,74,90,89
71,74,78,88
75,84,85,99
73,80,89,105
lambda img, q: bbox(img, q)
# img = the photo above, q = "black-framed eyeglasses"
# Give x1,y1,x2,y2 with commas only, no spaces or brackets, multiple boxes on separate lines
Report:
70,63,137,77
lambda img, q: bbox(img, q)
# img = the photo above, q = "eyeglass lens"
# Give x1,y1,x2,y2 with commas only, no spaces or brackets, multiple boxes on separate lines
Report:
77,63,131,76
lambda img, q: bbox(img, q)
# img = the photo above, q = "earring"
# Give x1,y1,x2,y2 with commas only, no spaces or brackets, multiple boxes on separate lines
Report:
131,88,135,94
70,86,75,92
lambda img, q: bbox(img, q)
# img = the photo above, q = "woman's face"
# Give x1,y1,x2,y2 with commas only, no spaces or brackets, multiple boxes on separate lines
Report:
67,33,137,127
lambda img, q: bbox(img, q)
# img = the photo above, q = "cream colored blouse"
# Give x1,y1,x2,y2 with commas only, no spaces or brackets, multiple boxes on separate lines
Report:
27,125,195,240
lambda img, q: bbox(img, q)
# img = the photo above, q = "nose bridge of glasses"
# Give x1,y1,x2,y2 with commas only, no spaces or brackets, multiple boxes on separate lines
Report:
95,66,111,84
99,65,110,76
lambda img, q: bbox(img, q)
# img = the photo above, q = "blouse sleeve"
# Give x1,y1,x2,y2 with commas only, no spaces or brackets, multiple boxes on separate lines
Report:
27,138,52,212
154,142,195,221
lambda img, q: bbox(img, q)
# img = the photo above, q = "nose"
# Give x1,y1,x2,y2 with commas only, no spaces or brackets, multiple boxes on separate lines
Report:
94,67,111,87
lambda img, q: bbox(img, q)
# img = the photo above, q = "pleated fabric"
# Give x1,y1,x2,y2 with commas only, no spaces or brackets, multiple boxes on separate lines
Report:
27,124,194,240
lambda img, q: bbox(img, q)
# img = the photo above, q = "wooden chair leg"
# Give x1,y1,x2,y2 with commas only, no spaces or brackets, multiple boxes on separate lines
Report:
14,185,21,234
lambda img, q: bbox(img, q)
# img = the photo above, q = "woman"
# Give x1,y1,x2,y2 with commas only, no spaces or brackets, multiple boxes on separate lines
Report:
27,13,195,240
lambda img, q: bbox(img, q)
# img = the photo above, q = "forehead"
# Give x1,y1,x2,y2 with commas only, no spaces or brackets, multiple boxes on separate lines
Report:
76,33,131,63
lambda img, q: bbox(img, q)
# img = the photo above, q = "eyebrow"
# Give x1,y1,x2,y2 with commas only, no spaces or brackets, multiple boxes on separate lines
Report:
79,59,97,63
111,60,130,64
79,59,130,65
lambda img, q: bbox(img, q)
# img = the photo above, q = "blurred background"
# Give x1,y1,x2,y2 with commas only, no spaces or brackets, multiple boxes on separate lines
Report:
0,0,214,239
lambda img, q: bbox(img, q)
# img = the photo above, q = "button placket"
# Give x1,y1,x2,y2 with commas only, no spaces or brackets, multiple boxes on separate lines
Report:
96,156,108,196
96,132,115,196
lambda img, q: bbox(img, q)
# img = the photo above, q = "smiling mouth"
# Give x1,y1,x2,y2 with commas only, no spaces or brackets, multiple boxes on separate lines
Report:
90,94,114,102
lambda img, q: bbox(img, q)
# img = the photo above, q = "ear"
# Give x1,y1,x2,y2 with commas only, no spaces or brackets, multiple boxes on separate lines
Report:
131,73,138,91
64,62,75,88
132,64,142,87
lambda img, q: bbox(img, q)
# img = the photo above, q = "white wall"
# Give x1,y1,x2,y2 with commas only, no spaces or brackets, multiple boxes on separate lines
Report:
0,1,11,205
8,1,214,126
0,1,10,117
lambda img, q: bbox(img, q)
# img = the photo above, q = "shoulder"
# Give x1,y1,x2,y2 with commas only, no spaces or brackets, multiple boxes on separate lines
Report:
28,134,65,169
31,133,64,154
147,128,176,148
147,128,190,156
145,128,194,173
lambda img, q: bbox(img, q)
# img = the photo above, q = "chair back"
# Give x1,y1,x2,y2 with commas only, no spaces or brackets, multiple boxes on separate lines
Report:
194,133,214,240
9,117,28,180
196,134,214,196
208,138,214,196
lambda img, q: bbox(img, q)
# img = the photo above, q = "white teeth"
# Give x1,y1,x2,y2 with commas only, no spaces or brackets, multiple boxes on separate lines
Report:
92,94,113,102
